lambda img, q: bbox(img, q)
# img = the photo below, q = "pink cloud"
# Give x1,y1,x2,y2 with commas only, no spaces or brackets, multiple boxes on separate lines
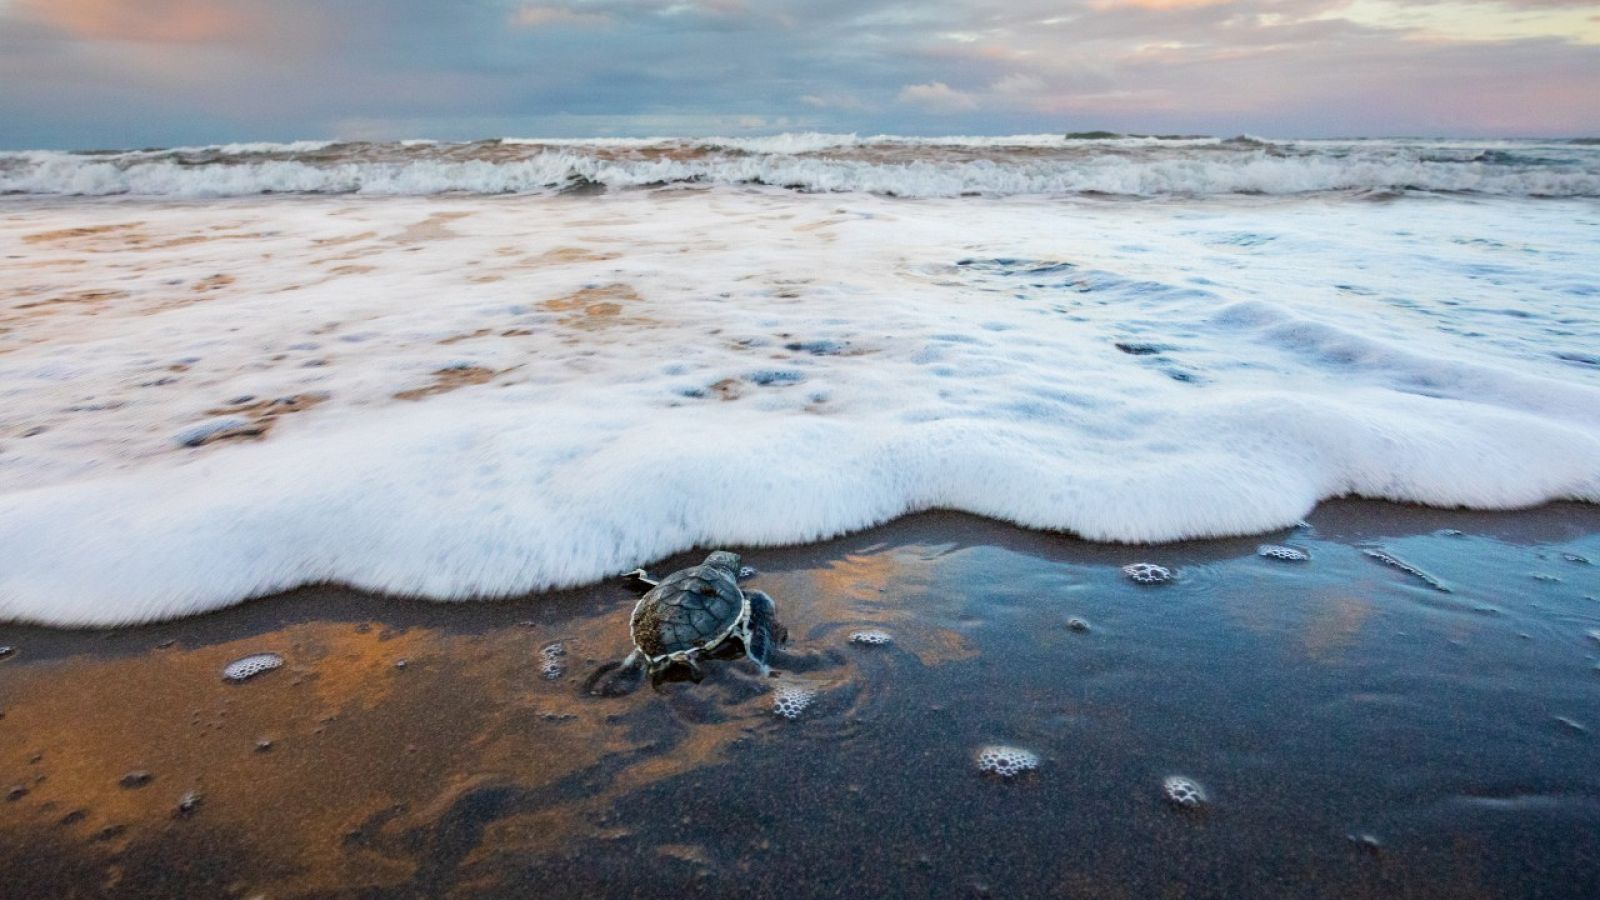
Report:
17,0,251,44
511,5,614,29
898,81,979,112
1089,0,1236,9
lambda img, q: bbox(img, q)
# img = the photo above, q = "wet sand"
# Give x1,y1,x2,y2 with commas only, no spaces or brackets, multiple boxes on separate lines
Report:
2,501,1599,898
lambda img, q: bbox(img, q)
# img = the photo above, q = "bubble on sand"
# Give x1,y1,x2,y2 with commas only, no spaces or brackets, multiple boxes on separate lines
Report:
119,771,152,789
1163,775,1207,809
849,630,893,646
58,809,87,827
1363,548,1450,593
1067,618,1091,632
539,642,567,680
222,653,283,682
772,683,817,720
1122,563,1171,585
1257,544,1309,562
1347,832,1383,854
737,566,757,579
975,745,1040,779
175,790,203,818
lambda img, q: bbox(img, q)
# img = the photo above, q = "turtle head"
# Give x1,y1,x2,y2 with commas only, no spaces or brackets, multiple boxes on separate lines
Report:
702,550,742,574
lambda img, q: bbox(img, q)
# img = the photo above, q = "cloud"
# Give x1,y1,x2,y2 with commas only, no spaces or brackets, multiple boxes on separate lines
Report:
897,81,979,112
799,92,873,111
1089,0,1235,10
16,0,251,44
658,0,750,17
990,72,1046,94
0,0,1597,147
511,5,612,28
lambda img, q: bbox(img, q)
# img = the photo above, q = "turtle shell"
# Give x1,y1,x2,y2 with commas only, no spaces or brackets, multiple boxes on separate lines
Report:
630,562,748,662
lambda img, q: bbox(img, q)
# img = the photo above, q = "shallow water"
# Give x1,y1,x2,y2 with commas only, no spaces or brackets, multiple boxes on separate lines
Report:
2,503,1597,897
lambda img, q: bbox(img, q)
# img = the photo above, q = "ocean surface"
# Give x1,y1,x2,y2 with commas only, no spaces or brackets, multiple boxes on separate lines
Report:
1,134,1598,626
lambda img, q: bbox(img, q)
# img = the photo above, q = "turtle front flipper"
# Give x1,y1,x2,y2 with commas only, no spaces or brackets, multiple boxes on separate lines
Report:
744,590,785,674
623,568,659,594
586,650,646,696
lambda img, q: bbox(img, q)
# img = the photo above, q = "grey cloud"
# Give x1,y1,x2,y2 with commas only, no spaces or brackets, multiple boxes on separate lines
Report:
0,0,1595,148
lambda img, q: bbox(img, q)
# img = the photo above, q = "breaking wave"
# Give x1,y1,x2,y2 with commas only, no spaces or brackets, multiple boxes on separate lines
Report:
3,134,1598,198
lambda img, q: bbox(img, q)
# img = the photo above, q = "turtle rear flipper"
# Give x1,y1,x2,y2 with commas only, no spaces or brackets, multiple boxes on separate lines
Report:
744,590,784,674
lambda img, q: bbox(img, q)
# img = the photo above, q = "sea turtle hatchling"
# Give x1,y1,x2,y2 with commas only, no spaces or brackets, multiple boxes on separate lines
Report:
589,551,786,693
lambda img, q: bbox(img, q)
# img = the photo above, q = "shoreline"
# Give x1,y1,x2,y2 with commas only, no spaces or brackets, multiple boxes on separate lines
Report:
3,497,1599,639
2,500,1597,896
3,496,1600,637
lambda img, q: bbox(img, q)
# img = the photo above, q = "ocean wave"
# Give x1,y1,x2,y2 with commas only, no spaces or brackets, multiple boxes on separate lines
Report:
3,368,1595,627
0,183,1596,626
2,135,1597,198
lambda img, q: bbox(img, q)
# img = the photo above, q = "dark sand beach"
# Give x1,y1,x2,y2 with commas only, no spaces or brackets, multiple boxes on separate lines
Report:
2,501,1598,898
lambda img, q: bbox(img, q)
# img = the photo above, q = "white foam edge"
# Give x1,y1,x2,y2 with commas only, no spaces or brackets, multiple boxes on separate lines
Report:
1,381,1597,627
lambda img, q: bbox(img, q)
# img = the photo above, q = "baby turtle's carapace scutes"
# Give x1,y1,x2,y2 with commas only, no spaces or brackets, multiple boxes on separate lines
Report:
590,551,786,694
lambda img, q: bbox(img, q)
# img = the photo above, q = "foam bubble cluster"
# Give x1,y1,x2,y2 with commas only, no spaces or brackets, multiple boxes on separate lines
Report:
222,653,283,683
1163,775,1207,808
772,683,817,720
1258,544,1310,562
175,790,203,817
1348,832,1383,853
174,417,253,448
1123,563,1173,585
539,642,567,680
119,770,153,789
975,745,1040,778
849,630,893,646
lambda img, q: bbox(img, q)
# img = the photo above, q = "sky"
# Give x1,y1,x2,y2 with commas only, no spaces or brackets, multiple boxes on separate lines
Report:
1,0,1597,148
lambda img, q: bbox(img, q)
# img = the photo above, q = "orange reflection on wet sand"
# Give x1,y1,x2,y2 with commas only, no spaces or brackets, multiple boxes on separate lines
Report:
0,578,894,895
774,543,977,667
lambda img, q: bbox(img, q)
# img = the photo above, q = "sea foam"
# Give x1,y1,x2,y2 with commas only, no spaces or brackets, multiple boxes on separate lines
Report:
0,187,1596,626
